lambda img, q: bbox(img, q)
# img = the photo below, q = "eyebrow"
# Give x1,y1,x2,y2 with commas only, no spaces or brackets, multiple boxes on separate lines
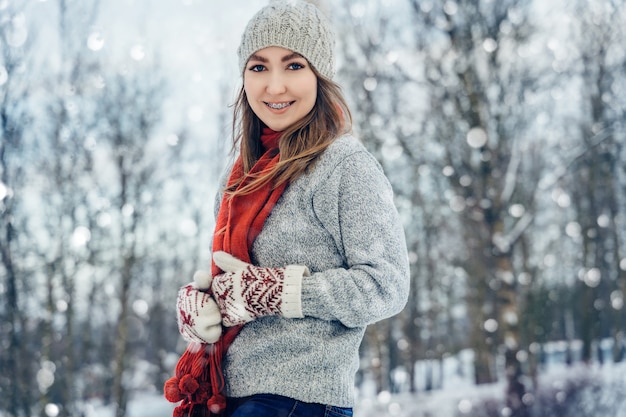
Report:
248,52,305,63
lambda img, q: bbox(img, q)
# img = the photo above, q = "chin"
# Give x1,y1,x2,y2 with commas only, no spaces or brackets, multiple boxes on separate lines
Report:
264,121,291,132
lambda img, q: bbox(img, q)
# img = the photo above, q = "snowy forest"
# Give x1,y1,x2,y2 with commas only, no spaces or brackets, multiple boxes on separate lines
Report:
1,0,625,416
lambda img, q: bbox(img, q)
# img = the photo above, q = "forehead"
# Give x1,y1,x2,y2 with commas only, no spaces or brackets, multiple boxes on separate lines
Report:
248,46,305,62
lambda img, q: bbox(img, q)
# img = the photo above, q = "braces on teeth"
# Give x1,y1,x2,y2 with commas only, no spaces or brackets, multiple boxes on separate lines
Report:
267,102,291,109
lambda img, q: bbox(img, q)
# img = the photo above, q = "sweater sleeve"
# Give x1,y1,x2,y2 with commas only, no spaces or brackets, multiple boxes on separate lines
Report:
301,149,410,328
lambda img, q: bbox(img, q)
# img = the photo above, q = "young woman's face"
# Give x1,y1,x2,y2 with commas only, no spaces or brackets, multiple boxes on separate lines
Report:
244,46,318,132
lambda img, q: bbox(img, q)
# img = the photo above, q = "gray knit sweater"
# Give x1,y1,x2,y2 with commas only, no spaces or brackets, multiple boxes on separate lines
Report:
214,134,410,407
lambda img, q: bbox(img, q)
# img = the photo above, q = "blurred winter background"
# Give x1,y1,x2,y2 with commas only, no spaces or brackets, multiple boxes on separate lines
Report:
1,0,625,416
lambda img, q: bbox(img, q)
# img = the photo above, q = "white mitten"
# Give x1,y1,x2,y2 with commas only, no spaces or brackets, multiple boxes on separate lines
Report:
211,251,309,327
176,270,222,344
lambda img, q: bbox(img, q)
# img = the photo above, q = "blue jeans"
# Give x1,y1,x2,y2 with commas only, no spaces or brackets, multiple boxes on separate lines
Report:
224,394,353,417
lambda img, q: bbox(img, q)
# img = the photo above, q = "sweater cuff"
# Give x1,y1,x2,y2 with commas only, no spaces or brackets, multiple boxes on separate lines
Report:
281,265,308,318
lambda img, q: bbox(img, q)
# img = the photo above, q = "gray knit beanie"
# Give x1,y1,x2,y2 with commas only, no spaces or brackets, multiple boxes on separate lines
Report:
238,0,335,79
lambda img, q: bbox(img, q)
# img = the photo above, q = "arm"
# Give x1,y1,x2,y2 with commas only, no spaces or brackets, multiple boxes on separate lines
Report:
303,150,410,328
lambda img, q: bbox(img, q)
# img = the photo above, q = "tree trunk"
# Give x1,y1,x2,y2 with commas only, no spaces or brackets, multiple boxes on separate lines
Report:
496,255,528,417
465,241,496,385
112,255,134,417
1,99,30,417
2,219,23,417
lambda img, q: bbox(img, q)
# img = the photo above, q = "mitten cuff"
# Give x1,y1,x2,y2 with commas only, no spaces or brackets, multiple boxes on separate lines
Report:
280,265,307,318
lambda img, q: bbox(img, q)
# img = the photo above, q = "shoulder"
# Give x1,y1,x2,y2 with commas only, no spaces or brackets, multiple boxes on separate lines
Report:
294,134,390,199
325,134,369,159
315,134,383,175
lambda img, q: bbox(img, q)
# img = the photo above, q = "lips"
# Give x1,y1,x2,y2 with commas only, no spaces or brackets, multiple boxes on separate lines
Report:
265,101,294,110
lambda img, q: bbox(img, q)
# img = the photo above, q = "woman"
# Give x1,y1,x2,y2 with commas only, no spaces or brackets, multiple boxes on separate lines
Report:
167,1,410,416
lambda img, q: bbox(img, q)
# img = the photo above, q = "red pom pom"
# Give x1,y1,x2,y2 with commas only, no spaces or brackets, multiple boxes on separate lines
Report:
207,394,226,414
173,404,187,417
179,374,200,395
164,377,184,403
196,382,211,403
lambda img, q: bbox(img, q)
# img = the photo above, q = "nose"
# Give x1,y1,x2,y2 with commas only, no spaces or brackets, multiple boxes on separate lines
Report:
266,72,287,95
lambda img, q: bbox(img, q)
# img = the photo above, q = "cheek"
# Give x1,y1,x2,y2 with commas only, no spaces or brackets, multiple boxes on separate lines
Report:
295,73,317,100
243,84,261,112
243,82,252,100
306,79,318,108
243,77,258,99
244,89,254,107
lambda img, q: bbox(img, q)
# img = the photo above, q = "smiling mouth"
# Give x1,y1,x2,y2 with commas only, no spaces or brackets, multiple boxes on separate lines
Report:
265,101,293,110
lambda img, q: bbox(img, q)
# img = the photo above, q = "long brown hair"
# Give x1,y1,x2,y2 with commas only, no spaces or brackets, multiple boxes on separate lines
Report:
227,68,352,196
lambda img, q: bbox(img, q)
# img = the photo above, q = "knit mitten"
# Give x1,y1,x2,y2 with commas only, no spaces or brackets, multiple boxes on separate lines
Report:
176,270,222,344
211,251,309,327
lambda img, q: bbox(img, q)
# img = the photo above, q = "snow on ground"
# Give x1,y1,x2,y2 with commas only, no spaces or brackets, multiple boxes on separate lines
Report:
85,359,626,417
83,391,175,417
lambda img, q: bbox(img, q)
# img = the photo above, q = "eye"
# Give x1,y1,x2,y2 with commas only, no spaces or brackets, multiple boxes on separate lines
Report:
248,64,266,72
287,62,305,70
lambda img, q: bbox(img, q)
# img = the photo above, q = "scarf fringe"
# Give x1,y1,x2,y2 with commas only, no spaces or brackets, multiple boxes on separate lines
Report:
164,327,241,417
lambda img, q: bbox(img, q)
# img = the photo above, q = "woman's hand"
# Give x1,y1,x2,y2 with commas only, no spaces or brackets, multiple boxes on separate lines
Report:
211,251,308,327
176,270,222,344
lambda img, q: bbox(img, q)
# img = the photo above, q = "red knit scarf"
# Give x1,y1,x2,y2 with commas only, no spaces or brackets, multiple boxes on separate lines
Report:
164,128,287,417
